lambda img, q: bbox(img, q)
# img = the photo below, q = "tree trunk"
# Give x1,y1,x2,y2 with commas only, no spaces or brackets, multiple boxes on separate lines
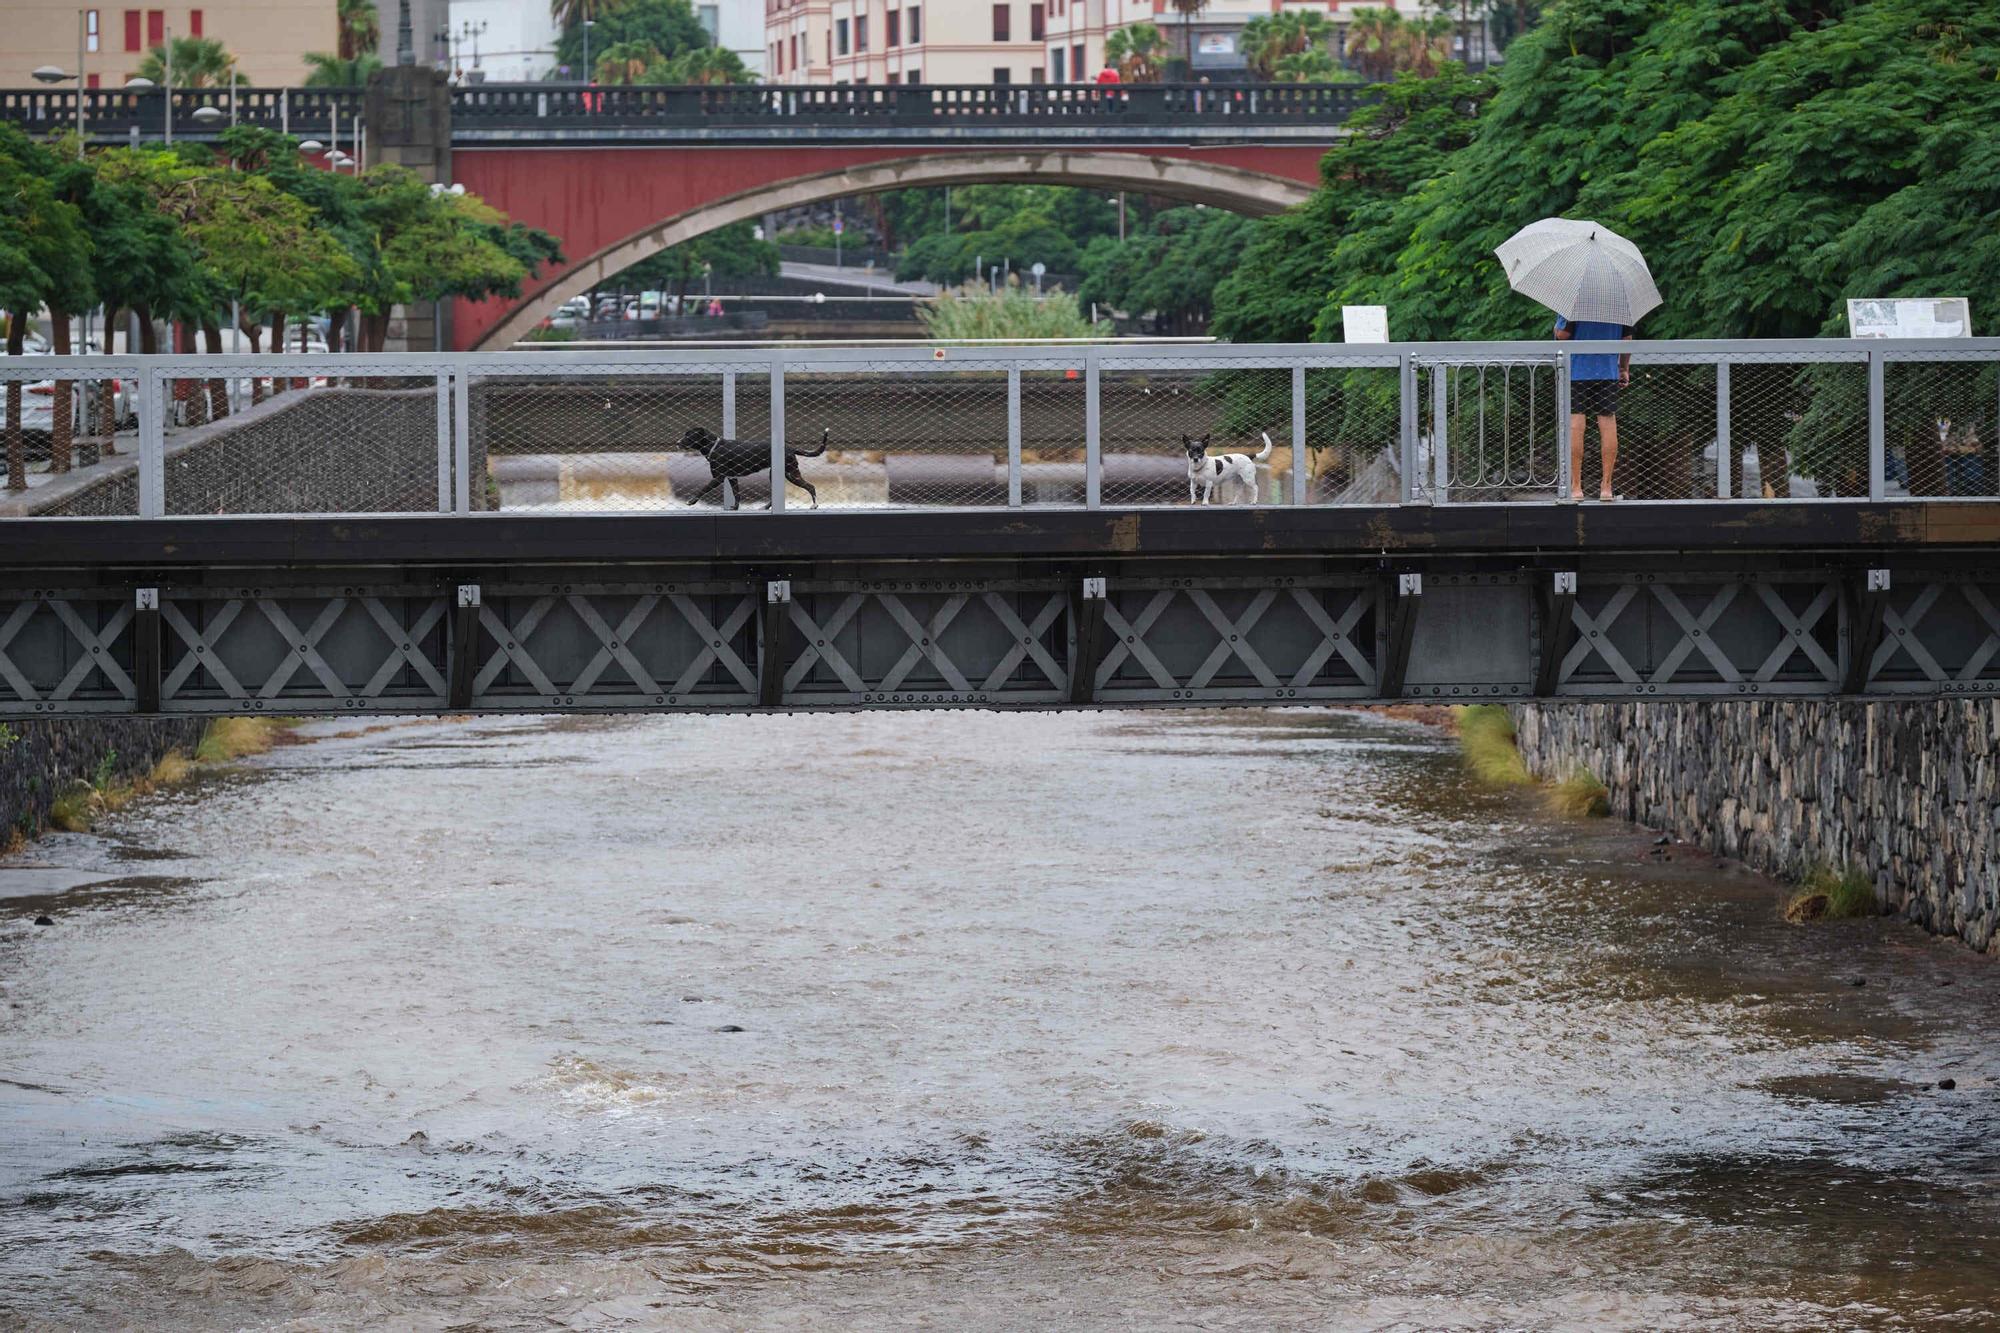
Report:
241,311,265,403
201,322,229,420
5,311,24,492
99,306,120,457
269,311,287,396
49,308,73,474
136,306,159,355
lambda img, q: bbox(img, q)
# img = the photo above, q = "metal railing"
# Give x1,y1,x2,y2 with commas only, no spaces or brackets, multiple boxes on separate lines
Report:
0,81,1369,144
0,339,1993,518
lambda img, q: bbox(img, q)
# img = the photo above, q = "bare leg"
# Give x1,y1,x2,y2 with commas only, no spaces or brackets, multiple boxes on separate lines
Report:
1598,415,1619,499
1568,413,1586,499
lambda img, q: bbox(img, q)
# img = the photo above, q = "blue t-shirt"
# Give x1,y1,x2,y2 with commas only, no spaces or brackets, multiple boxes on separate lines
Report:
1556,316,1629,381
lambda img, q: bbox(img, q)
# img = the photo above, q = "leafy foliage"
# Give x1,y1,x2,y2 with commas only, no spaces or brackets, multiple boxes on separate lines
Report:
553,0,715,78
919,285,1105,340
136,36,245,88
1079,207,1255,332
1104,23,1169,82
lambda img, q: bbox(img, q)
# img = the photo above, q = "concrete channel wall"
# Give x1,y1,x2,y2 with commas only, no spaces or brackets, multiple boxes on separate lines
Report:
1512,701,2000,952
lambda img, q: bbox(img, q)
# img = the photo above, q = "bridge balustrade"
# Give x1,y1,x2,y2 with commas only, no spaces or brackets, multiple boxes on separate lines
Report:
0,87,363,142
0,339,1993,521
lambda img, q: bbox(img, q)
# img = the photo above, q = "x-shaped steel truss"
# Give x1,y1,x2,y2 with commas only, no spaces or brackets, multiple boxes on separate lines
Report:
472,590,758,704
1560,578,1841,690
1868,582,2000,687
161,595,448,707
0,597,136,706
1095,585,1374,697
783,590,1069,702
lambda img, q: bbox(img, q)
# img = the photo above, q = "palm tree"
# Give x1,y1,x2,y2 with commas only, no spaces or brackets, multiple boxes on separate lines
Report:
1242,10,1334,79
1104,23,1169,82
336,0,380,61
551,0,626,28
1395,14,1455,77
1168,0,1206,69
303,51,384,86
136,36,245,87
663,46,753,85
1272,49,1356,83
1343,7,1404,81
593,39,659,84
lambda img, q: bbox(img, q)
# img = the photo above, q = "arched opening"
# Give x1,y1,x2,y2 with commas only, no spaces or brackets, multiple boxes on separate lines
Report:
471,150,1314,349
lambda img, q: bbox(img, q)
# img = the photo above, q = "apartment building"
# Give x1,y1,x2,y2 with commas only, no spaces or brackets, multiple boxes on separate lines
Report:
9,2,336,87
1044,0,1444,85
764,0,1045,85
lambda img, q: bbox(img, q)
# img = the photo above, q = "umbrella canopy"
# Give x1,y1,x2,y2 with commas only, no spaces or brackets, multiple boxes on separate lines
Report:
1495,218,1662,326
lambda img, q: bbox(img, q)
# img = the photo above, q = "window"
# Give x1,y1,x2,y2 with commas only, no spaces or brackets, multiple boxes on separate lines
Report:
791,33,800,68
1030,3,1043,40
146,8,162,45
907,6,920,43
835,17,848,55
123,9,139,51
86,73,101,88
993,67,1011,84
697,4,718,40
1071,42,1083,77
992,4,1009,42
188,8,201,37
1030,67,1044,83
886,8,899,45
856,15,867,51
1050,48,1063,81
905,68,920,82
86,9,100,52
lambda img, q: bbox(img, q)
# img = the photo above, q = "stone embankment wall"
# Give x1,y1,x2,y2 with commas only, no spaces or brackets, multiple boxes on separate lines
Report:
34,384,455,517
0,718,205,844
1512,701,2000,951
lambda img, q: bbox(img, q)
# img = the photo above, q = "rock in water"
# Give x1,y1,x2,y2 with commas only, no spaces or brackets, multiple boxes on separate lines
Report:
1937,1078,1957,1091
32,915,54,927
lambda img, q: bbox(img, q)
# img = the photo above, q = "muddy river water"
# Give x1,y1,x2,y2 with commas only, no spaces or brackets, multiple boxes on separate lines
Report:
0,709,1995,1329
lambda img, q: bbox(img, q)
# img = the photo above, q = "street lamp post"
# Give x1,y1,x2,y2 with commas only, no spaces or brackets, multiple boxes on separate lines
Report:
29,9,88,159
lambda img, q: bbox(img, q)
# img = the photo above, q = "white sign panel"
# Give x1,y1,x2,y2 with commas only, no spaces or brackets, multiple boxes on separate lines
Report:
1197,33,1235,54
1342,305,1389,343
1846,297,1971,339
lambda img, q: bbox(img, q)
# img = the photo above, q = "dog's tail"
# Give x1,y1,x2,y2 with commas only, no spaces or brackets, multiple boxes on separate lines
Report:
1254,431,1275,463
797,427,832,458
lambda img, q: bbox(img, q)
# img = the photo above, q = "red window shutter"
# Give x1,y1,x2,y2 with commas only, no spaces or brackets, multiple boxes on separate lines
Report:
86,73,102,88
147,9,163,45
124,9,141,51
188,8,202,37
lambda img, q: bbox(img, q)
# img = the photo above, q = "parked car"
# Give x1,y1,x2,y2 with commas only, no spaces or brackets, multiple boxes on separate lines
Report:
15,376,135,457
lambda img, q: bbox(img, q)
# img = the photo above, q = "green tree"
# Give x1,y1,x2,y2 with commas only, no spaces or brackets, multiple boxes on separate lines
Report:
0,127,93,485
136,36,245,87
661,45,752,84
302,52,384,86
1272,48,1357,83
921,284,1105,340
1079,206,1254,334
554,0,710,77
1241,11,1335,79
337,0,380,60
603,220,777,307
1104,23,1169,82
593,39,662,84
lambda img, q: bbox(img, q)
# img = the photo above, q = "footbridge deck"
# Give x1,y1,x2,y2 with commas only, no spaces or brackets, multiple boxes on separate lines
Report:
0,338,1994,718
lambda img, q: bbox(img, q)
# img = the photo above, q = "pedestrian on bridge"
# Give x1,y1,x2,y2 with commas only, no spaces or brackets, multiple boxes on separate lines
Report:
1494,218,1662,503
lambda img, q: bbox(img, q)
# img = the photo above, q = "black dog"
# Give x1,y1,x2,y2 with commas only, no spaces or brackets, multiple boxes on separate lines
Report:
676,426,830,510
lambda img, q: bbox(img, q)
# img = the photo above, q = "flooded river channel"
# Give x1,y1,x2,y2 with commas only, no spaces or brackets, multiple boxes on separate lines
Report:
1,709,1996,1329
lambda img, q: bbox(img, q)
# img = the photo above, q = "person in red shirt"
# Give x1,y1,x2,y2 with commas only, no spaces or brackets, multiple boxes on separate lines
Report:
1095,65,1121,84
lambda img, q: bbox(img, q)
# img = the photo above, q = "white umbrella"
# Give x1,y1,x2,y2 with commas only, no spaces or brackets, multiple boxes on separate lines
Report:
1495,218,1661,326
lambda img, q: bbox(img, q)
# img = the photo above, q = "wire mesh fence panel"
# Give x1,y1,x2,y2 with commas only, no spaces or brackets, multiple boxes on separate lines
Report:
159,366,449,516
1413,360,1561,502
0,364,143,515
771,366,1007,509
473,368,762,513
1614,361,1719,500
1731,358,1870,500
1097,366,1291,508
1017,365,1089,507
1302,366,1403,503
1884,356,2000,499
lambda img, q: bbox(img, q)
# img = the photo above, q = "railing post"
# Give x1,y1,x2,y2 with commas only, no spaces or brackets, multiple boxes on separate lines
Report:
1714,359,1731,499
138,366,165,518
1430,364,1449,502
769,356,786,512
452,370,471,513
1290,363,1307,505
1007,367,1022,508
722,369,737,439
1554,349,1572,500
1867,347,1887,500
435,372,452,513
1084,351,1101,510
1398,351,1418,504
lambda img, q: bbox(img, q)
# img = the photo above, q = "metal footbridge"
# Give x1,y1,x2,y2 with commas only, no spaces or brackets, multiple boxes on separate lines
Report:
0,338,1995,719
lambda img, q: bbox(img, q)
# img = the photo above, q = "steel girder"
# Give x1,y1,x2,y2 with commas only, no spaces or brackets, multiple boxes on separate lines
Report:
0,561,1995,718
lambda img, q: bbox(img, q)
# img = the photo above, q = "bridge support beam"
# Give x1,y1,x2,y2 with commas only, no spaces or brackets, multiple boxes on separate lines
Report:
449,583,480,710
133,587,160,714
1379,573,1423,698
761,580,791,708
1536,571,1578,697
1069,577,1106,706
1844,568,1891,696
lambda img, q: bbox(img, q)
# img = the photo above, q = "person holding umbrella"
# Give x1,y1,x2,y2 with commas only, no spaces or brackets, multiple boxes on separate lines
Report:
1495,219,1662,502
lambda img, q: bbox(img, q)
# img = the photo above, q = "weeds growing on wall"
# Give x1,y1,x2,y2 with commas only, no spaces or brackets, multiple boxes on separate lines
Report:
1455,704,1532,786
1547,767,1611,819
1785,864,1879,923
49,717,296,834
